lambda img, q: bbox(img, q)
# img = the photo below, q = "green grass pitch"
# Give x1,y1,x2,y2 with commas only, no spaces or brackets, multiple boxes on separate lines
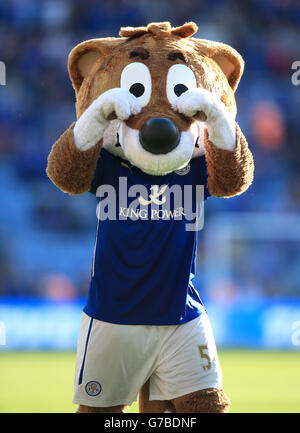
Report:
0,350,299,413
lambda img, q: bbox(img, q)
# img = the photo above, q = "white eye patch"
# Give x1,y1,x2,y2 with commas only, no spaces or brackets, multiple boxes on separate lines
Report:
166,64,197,105
120,62,152,107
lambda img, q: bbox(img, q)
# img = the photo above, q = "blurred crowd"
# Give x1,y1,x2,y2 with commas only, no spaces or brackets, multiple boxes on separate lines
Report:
0,0,300,301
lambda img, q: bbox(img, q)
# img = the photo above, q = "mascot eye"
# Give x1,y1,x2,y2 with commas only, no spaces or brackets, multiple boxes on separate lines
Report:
129,83,145,97
166,64,197,104
120,62,151,107
174,83,188,97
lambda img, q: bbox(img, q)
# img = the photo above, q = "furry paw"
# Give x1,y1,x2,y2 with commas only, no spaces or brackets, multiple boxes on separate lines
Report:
173,88,236,151
172,88,221,121
74,88,141,151
96,88,142,121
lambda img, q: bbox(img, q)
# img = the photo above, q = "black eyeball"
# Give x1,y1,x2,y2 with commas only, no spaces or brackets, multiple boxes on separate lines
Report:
174,83,188,97
129,83,145,97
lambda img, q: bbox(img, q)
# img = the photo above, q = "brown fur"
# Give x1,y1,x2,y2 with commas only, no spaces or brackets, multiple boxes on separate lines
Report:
119,22,198,39
73,31,240,119
46,122,101,194
171,388,231,413
138,380,231,413
205,123,254,197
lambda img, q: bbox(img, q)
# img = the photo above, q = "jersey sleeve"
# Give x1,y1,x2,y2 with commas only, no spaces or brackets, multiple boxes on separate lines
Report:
202,156,211,200
89,150,104,195
195,155,210,200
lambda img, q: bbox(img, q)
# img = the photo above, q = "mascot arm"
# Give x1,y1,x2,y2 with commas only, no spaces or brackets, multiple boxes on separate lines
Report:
173,88,253,198
46,88,141,194
205,122,254,198
73,88,141,151
46,122,102,195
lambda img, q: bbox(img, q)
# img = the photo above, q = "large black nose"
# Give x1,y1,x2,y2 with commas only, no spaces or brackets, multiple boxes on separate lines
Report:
139,118,180,155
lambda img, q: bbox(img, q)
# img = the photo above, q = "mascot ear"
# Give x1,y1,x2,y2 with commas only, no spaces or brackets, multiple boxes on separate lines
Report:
68,38,121,92
193,39,244,92
211,43,244,91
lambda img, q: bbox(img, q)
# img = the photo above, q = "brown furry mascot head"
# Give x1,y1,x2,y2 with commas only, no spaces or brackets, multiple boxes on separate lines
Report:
47,21,252,194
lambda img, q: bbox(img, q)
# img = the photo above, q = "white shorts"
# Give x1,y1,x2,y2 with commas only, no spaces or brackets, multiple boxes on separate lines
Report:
73,312,222,408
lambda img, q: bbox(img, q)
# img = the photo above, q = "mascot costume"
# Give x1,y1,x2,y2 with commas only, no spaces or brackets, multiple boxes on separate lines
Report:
47,22,254,413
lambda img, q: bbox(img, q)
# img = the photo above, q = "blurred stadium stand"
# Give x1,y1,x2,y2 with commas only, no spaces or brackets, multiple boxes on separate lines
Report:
1,0,300,349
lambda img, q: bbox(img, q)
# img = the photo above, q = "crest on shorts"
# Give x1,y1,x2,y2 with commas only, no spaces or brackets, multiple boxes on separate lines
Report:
85,381,102,396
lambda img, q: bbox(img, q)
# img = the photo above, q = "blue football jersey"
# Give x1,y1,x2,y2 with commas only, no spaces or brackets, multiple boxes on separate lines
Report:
84,148,210,325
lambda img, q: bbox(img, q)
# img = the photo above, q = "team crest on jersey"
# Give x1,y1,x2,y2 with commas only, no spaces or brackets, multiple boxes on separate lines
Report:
85,381,102,396
175,163,190,176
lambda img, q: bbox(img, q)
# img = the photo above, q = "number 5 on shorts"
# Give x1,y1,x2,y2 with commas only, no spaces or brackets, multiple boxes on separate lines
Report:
198,345,212,371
